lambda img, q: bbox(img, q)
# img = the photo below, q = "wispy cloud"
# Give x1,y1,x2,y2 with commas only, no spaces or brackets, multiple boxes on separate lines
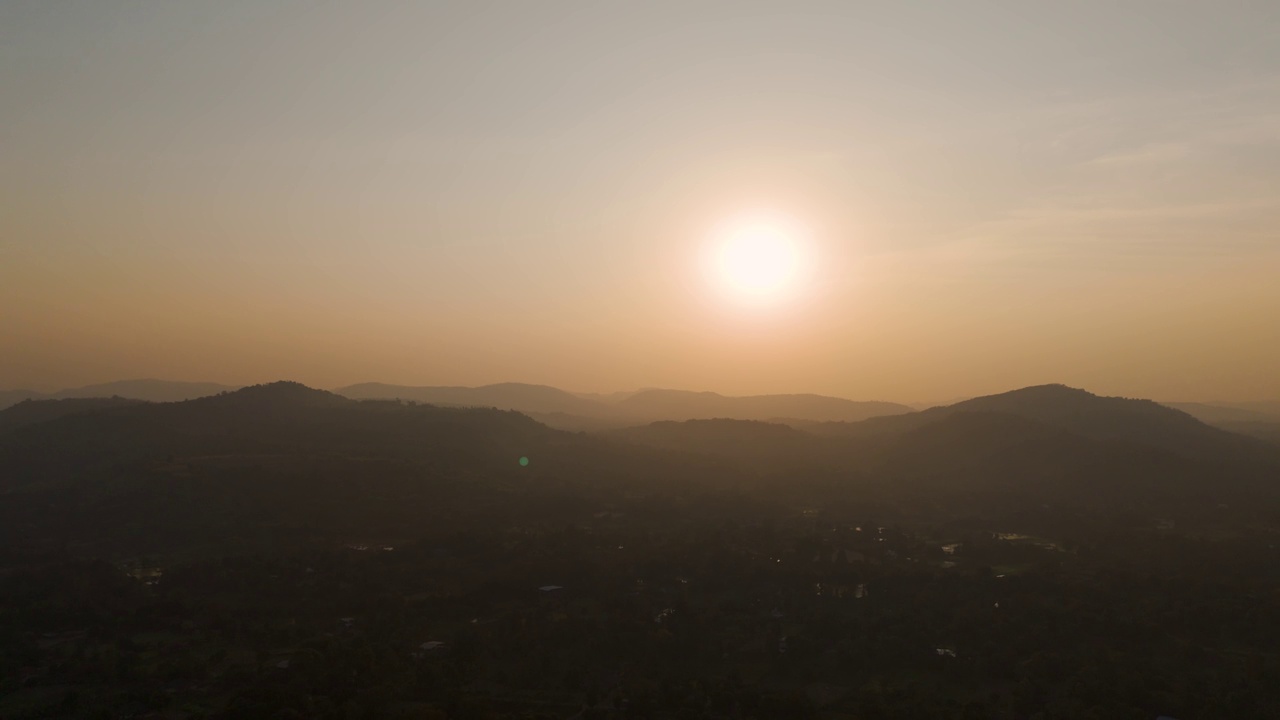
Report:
923,76,1280,265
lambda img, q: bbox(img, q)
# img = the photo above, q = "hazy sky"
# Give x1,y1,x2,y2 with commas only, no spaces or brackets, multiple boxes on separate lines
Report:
3,1,1278,402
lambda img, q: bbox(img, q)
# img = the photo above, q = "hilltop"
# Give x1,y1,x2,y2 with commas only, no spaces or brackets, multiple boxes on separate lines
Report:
608,384,1280,504
804,384,1267,460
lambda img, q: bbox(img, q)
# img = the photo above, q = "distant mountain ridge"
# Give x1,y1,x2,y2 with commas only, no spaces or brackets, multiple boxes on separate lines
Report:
9,379,1275,440
0,381,559,491
333,382,912,426
1168,401,1280,447
614,389,913,423
1167,402,1280,425
205,380,351,408
803,384,1271,462
3,380,1278,557
0,379,238,409
335,382,608,417
610,384,1280,500
1,379,917,426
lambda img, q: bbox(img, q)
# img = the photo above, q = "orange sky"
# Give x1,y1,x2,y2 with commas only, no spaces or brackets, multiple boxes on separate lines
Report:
3,2,1278,402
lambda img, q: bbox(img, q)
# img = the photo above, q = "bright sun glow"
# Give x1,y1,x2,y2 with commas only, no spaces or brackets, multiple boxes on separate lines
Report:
707,213,809,306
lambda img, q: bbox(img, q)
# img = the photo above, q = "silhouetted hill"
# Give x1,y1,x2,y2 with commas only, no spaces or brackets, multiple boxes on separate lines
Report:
2,379,1276,561
599,405,1277,511
814,384,1269,463
203,381,352,409
591,386,1280,499
0,381,726,556
951,385,1221,451
335,382,608,416
615,389,913,423
0,397,147,434
0,382,566,490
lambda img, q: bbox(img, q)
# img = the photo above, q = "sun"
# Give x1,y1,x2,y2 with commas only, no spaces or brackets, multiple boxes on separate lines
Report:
707,213,808,306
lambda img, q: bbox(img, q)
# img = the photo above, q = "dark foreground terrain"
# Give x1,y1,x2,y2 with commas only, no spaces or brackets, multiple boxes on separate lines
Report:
2,383,1279,719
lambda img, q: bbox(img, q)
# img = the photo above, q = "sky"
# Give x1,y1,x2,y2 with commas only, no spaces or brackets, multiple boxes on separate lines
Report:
2,0,1278,403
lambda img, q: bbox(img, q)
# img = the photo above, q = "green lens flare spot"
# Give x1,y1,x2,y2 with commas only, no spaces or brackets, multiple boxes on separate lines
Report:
518,456,529,467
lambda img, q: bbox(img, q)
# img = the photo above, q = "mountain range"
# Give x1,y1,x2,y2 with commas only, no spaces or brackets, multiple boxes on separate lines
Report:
334,383,916,427
806,384,1268,459
3,380,1278,559
3,378,1278,439
611,385,1280,497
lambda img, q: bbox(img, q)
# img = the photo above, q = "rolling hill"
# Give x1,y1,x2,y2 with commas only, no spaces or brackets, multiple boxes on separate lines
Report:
0,382,715,556
807,384,1269,461
606,386,1280,507
3,380,1277,559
